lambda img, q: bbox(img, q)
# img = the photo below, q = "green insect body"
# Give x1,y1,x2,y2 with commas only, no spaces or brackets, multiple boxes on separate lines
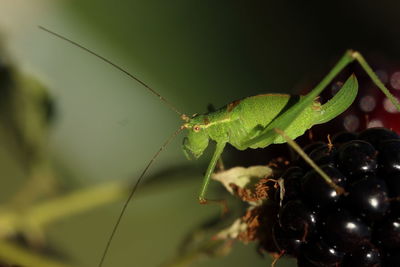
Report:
183,72,359,202
183,92,351,155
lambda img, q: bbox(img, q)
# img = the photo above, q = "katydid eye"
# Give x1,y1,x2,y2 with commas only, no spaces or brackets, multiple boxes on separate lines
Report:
193,125,201,132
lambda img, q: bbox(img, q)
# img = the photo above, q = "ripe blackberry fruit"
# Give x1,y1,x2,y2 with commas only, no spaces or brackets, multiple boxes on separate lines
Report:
324,208,371,251
378,139,400,174
301,165,346,208
252,127,400,266
346,176,389,221
337,140,378,177
358,127,399,148
341,243,382,267
278,200,318,236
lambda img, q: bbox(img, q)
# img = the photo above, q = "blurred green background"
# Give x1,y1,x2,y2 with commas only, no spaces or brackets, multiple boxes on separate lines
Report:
1,0,400,266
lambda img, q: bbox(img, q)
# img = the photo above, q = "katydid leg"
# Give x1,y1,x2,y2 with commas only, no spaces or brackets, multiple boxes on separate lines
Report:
198,142,226,204
351,51,400,111
239,52,354,192
244,50,400,148
274,128,346,195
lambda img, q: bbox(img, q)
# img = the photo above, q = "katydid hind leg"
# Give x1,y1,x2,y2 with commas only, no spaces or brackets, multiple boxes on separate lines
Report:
351,51,400,112
274,128,345,194
245,50,400,147
243,51,357,147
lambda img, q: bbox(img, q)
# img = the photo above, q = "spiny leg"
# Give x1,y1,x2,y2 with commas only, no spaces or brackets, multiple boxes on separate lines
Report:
244,50,400,149
240,52,362,192
198,142,229,214
243,52,358,148
242,49,400,193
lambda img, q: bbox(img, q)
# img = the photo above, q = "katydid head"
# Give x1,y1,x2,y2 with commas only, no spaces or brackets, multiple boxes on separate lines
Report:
182,115,210,159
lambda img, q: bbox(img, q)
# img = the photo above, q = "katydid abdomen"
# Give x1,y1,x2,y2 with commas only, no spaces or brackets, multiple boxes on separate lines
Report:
196,94,324,150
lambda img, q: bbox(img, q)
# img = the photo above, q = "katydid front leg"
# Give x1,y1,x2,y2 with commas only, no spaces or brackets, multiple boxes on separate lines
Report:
198,141,226,204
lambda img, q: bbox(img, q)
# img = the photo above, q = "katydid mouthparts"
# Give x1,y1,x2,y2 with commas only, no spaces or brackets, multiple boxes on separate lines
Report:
39,26,400,267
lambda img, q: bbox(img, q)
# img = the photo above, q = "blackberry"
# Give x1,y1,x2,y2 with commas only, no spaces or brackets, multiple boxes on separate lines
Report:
346,176,389,221
337,140,378,177
272,223,304,256
358,127,399,149
332,131,358,146
280,167,304,202
308,145,337,167
296,142,327,169
301,239,344,267
274,127,400,266
373,216,400,250
384,251,400,266
378,139,400,174
324,208,371,251
278,200,318,236
301,165,346,208
384,173,400,199
341,243,382,267
233,127,400,266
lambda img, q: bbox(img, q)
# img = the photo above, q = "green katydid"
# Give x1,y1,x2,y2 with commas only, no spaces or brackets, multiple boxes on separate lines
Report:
39,26,400,267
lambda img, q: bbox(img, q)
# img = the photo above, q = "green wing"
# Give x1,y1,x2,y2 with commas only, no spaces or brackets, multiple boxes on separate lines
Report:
244,74,358,147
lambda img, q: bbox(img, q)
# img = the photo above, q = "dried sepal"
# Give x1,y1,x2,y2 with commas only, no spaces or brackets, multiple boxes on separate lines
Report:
212,166,273,205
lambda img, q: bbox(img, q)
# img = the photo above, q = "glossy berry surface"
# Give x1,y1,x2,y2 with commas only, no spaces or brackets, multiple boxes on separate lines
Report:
337,140,377,177
358,127,399,148
346,176,389,221
301,165,346,208
309,145,337,167
384,173,400,198
278,200,317,235
253,128,400,266
378,139,400,174
384,252,400,266
341,243,382,267
332,131,358,146
297,142,327,169
302,240,344,267
280,167,304,201
374,216,400,250
272,223,303,256
324,209,371,251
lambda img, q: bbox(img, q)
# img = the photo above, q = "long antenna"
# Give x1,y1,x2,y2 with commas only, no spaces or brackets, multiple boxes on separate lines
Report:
99,126,184,267
38,26,187,265
38,26,184,116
